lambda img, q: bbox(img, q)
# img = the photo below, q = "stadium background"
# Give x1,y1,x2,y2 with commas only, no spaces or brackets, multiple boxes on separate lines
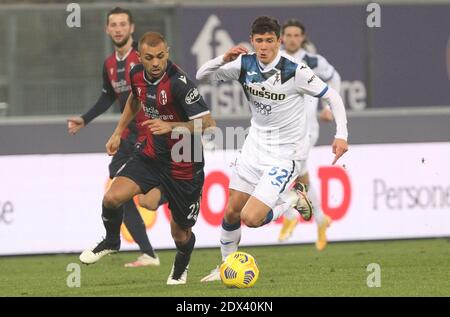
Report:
0,0,449,256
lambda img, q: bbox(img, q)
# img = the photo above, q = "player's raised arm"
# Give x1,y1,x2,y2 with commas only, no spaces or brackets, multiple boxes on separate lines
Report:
67,63,117,135
295,63,348,164
195,45,248,83
106,92,140,155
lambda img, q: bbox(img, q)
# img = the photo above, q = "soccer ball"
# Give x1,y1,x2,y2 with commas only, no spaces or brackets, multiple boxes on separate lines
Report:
220,251,259,288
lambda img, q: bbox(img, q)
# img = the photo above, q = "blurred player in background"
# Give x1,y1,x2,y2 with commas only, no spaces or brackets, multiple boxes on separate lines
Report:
80,32,215,285
277,19,342,251
197,16,348,282
67,7,162,267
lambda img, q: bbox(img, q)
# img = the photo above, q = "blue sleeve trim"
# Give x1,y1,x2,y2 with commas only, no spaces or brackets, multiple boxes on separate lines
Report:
315,85,329,98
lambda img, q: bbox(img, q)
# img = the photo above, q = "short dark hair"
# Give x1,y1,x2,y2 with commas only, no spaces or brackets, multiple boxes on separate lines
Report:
282,19,305,35
106,7,133,25
139,32,167,50
251,16,281,38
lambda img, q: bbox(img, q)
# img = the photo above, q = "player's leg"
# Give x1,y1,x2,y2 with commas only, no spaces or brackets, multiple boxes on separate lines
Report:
200,188,250,283
243,160,312,228
161,170,204,285
296,173,332,251
278,207,299,242
220,189,250,260
80,176,142,264
201,150,256,283
110,141,160,267
167,220,196,285
138,186,164,210
277,172,312,242
122,187,165,267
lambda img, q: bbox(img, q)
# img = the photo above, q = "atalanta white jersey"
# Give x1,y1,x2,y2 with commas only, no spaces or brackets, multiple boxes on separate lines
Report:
197,51,328,160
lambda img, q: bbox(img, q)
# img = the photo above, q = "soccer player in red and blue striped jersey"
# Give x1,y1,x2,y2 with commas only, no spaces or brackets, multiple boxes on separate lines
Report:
67,7,160,267
80,31,215,285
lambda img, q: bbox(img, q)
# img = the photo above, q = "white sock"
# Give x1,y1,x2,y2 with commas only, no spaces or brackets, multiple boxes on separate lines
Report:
308,185,325,224
220,220,241,262
271,202,295,221
270,189,299,222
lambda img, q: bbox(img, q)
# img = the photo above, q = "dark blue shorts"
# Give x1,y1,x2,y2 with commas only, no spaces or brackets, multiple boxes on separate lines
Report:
109,140,135,179
116,154,204,229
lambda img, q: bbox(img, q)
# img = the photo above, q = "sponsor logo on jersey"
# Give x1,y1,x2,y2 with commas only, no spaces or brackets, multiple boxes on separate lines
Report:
243,83,286,101
146,93,156,100
247,71,258,76
111,79,131,94
117,67,125,73
185,88,201,104
159,90,168,105
253,100,272,116
143,104,174,120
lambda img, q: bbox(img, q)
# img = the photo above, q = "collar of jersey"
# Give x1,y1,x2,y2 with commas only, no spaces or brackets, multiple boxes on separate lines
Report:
257,51,282,73
115,46,133,61
143,70,166,85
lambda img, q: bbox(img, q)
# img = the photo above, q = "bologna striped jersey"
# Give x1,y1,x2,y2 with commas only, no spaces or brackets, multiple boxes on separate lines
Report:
130,61,210,180
102,42,141,142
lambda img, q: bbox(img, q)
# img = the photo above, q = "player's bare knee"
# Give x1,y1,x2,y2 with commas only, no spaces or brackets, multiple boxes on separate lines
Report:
138,194,158,210
171,227,189,243
103,192,122,209
241,213,262,228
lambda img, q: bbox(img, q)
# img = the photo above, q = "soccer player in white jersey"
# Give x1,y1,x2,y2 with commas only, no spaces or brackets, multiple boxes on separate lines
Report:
196,16,348,282
277,19,342,250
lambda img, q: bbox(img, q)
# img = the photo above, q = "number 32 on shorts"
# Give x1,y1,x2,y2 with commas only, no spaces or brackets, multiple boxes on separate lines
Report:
268,167,289,188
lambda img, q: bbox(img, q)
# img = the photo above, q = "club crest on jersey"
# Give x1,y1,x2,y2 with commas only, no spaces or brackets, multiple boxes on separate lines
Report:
273,71,281,85
185,88,201,105
130,62,135,69
159,90,168,105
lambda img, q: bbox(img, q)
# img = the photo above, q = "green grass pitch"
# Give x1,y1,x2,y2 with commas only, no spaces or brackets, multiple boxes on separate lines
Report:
0,239,449,296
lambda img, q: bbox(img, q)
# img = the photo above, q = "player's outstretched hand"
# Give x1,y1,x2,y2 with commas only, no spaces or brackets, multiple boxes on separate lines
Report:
67,116,85,135
106,133,121,156
332,138,348,165
141,119,172,135
223,46,249,63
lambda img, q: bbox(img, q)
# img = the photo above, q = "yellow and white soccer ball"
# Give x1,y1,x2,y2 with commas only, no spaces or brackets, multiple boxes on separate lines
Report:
220,251,260,288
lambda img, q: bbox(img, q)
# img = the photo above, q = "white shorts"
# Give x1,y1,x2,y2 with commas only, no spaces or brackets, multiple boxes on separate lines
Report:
229,146,307,209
